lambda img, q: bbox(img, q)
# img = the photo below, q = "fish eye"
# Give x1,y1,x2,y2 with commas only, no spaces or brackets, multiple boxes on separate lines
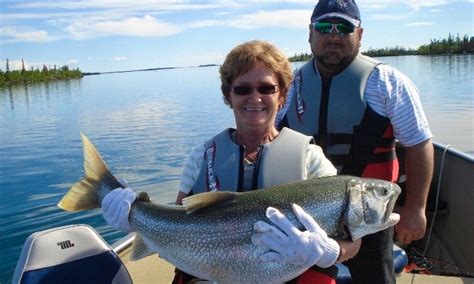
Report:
371,183,389,198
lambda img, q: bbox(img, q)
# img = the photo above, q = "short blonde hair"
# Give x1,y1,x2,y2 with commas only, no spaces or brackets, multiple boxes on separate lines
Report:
219,40,293,107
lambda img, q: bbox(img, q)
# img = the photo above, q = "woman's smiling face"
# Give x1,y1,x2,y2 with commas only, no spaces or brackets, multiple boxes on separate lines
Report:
229,62,283,133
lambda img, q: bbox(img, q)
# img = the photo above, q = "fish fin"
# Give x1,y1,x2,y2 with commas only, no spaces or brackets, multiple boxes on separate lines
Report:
58,178,101,211
130,234,155,261
58,133,121,211
182,191,236,214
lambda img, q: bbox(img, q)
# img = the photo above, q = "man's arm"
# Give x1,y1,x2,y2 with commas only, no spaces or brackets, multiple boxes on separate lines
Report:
336,239,361,262
395,139,434,244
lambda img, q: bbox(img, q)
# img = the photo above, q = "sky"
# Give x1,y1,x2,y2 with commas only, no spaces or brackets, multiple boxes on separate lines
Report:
0,0,473,73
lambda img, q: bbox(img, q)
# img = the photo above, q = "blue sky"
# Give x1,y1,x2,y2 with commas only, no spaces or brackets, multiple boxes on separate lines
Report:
1,0,473,72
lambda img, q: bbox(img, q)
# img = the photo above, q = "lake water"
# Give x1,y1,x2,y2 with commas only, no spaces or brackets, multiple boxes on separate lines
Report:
0,55,472,283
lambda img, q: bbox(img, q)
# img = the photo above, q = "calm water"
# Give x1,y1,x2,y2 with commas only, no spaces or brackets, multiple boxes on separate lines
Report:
0,55,472,282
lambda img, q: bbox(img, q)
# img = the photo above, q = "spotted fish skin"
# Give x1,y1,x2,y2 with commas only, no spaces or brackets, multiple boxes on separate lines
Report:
59,134,400,283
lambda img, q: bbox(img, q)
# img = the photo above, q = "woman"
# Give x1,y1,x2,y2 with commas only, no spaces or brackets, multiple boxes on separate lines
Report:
102,40,361,283
176,40,336,202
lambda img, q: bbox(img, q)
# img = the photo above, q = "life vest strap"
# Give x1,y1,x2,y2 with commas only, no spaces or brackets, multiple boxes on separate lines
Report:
314,133,395,148
331,150,396,165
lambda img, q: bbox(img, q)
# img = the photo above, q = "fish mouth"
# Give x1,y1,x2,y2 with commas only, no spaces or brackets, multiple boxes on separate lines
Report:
382,185,401,224
386,212,400,227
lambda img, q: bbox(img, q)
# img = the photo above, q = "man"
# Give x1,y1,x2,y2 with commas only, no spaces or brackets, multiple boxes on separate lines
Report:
275,0,434,283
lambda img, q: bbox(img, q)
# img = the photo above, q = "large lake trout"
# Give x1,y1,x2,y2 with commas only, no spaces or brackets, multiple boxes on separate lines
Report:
59,134,401,283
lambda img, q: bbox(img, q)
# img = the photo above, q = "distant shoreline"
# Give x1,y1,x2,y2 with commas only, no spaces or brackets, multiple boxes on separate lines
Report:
289,51,473,63
0,64,220,86
2,33,472,86
83,64,219,76
0,63,83,87
289,33,473,62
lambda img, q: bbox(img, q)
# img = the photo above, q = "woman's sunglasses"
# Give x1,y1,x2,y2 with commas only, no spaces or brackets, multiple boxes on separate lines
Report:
312,22,355,35
231,85,279,96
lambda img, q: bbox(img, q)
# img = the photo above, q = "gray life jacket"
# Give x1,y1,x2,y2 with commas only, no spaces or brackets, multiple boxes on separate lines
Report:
287,54,378,138
282,54,398,181
190,127,312,194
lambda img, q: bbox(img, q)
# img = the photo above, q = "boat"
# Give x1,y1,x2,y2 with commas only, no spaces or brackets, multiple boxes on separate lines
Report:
12,141,474,283
394,141,474,281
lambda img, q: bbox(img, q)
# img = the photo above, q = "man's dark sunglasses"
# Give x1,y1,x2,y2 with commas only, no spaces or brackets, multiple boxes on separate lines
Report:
231,85,279,96
312,22,355,35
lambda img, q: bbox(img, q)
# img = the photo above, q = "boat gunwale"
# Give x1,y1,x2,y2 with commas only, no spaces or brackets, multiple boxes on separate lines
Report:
113,233,136,254
433,141,473,162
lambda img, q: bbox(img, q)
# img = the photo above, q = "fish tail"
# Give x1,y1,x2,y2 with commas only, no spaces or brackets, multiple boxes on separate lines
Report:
58,133,121,211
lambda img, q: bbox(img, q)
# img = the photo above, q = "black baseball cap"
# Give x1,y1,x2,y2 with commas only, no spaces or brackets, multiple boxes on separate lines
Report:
311,0,361,27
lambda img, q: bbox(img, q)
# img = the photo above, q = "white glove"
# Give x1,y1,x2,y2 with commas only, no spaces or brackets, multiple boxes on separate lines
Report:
102,178,137,233
251,204,340,268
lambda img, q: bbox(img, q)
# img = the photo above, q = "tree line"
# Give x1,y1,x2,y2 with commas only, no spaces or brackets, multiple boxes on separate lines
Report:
0,59,83,87
289,34,474,61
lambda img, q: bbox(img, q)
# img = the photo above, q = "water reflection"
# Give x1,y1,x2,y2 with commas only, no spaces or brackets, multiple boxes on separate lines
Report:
0,79,82,112
6,85,14,110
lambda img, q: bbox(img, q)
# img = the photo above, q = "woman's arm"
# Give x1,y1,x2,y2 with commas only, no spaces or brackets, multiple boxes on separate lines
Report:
175,143,206,205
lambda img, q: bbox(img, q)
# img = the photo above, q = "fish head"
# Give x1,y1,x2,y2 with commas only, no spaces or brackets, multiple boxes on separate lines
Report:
344,178,401,240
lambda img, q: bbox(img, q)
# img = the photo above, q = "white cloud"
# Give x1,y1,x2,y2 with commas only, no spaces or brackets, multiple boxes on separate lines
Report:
0,26,55,43
111,57,128,62
370,14,409,20
2,1,470,44
358,0,452,9
11,1,224,11
190,9,310,30
405,22,435,27
401,0,452,10
1,12,69,21
66,15,182,39
188,19,220,28
230,9,310,28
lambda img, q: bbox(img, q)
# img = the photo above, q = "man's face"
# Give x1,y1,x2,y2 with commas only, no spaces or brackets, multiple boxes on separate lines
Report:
309,18,363,70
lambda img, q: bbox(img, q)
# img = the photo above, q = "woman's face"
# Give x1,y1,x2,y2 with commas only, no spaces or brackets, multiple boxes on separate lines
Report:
229,63,283,133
